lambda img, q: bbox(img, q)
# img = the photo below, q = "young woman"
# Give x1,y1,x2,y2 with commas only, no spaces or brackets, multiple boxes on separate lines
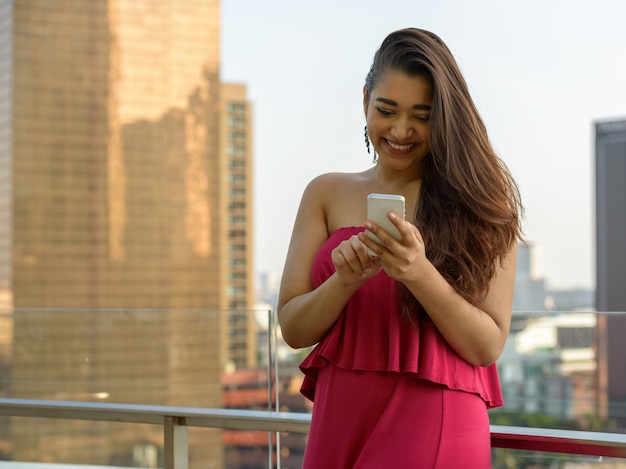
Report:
277,28,523,468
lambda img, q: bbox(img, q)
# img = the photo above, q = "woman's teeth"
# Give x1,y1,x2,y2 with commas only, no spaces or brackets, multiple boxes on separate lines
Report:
386,139,414,151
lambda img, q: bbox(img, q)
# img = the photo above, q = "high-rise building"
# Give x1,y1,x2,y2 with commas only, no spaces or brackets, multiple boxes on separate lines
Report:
595,118,626,428
6,1,223,311
513,242,547,313
220,83,257,370
0,1,250,465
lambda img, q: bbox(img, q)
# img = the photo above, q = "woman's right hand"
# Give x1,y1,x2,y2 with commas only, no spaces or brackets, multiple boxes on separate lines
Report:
331,235,382,285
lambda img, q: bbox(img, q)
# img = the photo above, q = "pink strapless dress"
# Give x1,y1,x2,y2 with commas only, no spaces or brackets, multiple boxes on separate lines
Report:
299,226,502,468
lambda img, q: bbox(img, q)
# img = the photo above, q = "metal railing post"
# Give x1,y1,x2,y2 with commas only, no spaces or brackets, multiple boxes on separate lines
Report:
270,308,282,469
164,416,188,469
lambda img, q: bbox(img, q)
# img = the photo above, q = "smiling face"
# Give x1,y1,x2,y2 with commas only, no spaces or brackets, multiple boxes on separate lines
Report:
364,70,433,175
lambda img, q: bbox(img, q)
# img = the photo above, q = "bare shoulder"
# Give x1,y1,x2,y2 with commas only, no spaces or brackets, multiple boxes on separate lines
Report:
279,174,355,299
305,171,365,193
304,170,371,206
278,169,372,308
302,170,372,232
290,172,360,235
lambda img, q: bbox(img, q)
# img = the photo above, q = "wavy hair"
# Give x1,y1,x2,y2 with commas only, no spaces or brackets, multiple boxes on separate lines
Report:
365,28,523,306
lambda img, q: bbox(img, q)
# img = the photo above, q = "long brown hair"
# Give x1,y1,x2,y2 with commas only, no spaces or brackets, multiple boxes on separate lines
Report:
365,28,523,306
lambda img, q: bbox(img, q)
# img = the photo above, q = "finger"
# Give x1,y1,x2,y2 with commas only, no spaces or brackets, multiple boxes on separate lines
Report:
364,220,396,251
402,223,424,246
330,249,355,273
333,240,368,275
412,224,424,243
358,230,385,258
388,211,411,237
350,235,374,262
350,236,380,274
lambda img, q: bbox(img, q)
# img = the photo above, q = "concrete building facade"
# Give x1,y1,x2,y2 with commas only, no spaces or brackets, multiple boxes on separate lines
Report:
595,118,626,428
220,83,257,371
0,1,253,465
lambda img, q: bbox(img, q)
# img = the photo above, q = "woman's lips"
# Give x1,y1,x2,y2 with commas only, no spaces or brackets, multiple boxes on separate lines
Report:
385,138,416,152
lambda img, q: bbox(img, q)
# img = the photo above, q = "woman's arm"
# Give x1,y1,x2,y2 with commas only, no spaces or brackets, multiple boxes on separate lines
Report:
406,243,517,366
360,212,517,366
277,176,380,349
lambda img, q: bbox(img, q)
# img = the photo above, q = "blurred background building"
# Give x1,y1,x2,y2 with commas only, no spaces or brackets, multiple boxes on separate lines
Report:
220,82,256,371
497,118,626,433
0,0,258,465
5,0,224,311
513,242,548,312
595,118,626,428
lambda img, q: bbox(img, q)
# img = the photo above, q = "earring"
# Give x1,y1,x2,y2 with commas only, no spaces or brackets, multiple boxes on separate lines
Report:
364,125,378,164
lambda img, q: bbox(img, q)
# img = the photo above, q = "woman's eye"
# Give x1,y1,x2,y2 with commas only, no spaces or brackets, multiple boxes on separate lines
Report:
376,107,393,116
415,115,430,122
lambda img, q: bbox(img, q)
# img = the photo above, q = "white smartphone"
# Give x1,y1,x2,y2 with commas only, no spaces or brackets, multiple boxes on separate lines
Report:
366,193,406,254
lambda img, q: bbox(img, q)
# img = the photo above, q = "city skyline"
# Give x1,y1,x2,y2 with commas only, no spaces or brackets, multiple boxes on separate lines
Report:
221,0,626,290
0,3,621,466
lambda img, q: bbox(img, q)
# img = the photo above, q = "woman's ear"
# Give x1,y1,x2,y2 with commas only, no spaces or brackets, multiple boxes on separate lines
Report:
363,86,369,116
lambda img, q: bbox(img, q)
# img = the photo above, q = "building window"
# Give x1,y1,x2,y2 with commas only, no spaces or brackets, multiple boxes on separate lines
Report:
228,102,246,112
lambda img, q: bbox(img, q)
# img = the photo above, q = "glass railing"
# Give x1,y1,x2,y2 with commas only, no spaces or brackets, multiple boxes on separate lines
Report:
0,308,625,468
0,308,277,468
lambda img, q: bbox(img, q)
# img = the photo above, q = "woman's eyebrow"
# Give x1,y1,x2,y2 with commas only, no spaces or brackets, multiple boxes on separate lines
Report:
375,97,431,110
375,97,398,106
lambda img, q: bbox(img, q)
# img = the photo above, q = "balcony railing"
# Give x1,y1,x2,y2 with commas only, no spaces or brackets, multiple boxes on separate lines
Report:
0,308,625,468
0,398,626,469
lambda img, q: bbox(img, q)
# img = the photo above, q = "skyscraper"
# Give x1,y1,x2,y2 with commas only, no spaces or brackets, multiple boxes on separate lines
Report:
513,242,547,313
5,1,223,311
220,82,257,370
596,119,626,312
595,118,626,428
0,1,250,464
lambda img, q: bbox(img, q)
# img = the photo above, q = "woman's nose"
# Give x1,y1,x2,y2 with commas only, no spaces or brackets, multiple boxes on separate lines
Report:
391,118,414,141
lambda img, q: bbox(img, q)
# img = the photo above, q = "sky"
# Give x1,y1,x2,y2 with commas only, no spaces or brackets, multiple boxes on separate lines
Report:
220,0,626,291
